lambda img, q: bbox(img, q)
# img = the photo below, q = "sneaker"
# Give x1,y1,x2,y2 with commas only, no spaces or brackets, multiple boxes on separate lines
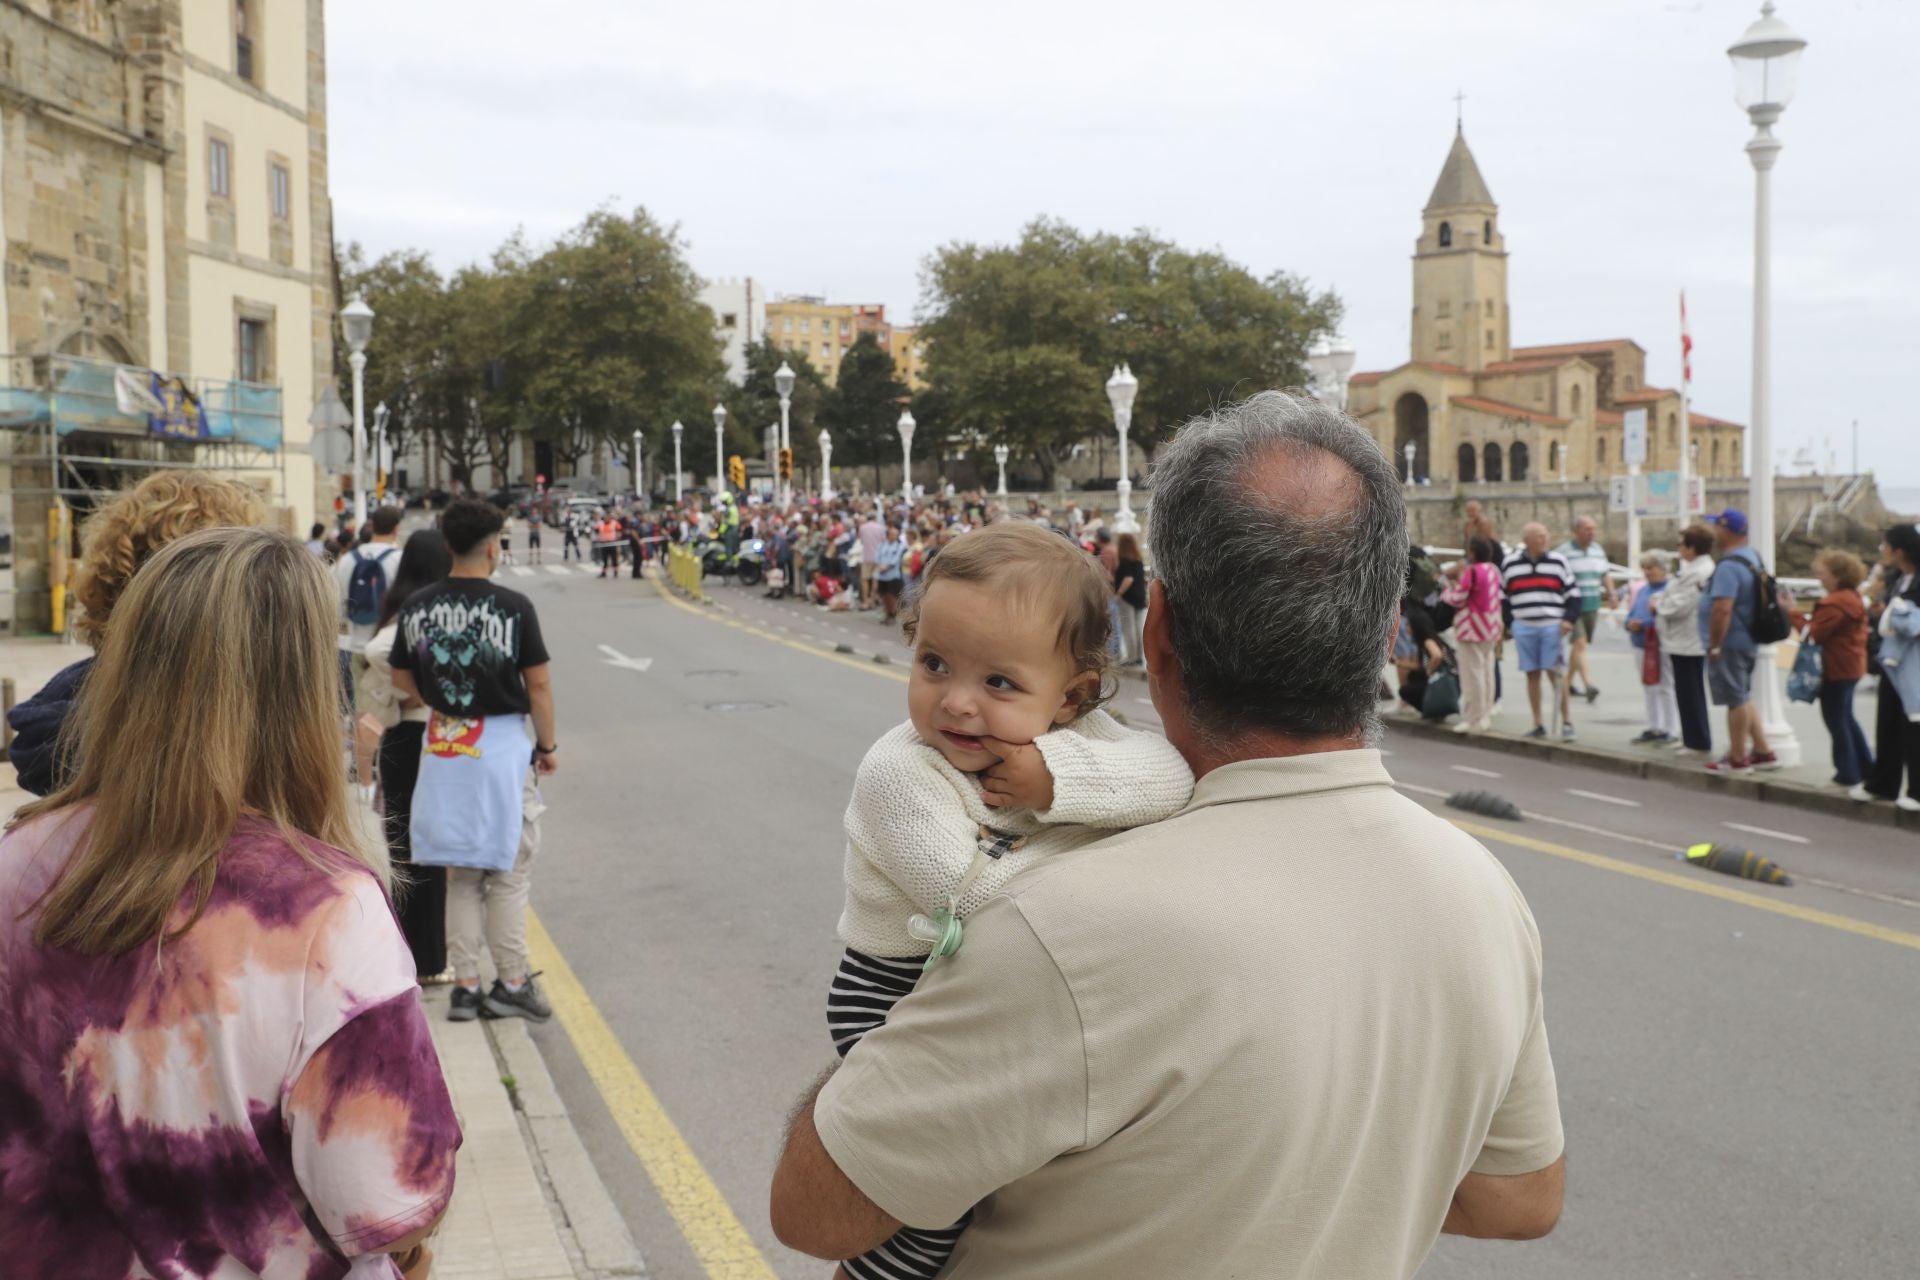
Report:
1848,784,1881,803
1705,756,1753,775
1561,722,1577,741
1584,685,1601,704
482,974,553,1023
1749,751,1782,771
1670,740,1698,753
1632,729,1662,744
1899,796,1920,814
1451,720,1474,734
448,986,484,1022
1527,725,1548,740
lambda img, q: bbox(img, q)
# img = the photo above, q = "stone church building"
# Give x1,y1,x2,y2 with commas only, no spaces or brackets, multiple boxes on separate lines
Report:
1347,128,1745,487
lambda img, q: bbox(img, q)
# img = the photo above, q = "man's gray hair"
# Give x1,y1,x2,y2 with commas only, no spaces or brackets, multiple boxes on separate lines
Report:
1148,391,1407,743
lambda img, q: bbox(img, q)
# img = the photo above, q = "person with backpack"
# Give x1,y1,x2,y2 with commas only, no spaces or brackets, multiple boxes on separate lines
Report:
335,506,404,718
1699,509,1783,774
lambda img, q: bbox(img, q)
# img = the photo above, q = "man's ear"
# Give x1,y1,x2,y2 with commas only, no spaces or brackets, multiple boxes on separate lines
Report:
1143,581,1174,676
1056,669,1101,725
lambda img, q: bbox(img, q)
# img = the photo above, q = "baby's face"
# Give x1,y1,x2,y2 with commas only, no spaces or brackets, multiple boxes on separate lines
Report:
908,580,1087,772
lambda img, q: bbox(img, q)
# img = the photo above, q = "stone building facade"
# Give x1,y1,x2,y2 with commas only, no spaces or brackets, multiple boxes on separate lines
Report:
0,0,335,632
1347,127,1744,487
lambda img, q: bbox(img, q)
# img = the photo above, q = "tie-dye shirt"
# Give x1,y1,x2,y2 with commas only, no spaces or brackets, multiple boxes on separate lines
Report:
0,808,461,1278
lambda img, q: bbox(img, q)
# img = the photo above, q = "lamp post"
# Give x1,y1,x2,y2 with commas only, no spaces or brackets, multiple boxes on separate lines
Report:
1306,337,1358,411
632,430,643,504
818,429,833,502
774,362,796,509
1730,0,1807,767
897,410,916,501
340,292,374,527
993,444,1010,497
1106,363,1139,534
712,403,728,495
1403,441,1417,490
671,420,684,503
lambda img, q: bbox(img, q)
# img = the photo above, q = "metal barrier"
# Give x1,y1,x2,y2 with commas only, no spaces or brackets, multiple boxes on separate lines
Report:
667,543,706,602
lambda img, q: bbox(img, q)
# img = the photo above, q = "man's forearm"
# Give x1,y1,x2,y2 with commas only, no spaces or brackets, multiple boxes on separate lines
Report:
771,1067,902,1260
1709,600,1732,651
529,686,557,748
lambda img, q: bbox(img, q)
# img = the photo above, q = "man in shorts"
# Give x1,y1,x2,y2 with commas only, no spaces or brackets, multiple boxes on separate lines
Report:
1501,523,1580,740
872,523,906,622
1556,516,1614,703
1701,509,1779,774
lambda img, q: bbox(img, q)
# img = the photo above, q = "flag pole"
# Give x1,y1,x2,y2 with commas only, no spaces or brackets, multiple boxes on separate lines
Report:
1679,291,1694,523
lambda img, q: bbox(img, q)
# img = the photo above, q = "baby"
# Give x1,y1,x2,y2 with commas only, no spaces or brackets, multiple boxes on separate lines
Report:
829,520,1194,1280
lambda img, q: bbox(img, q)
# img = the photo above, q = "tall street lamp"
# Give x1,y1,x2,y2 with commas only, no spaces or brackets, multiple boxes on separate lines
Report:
1730,0,1808,766
712,403,728,495
1404,441,1417,491
818,429,833,503
671,420,684,503
1106,363,1139,534
993,443,1010,497
897,409,916,501
632,429,643,503
340,292,374,526
775,361,796,509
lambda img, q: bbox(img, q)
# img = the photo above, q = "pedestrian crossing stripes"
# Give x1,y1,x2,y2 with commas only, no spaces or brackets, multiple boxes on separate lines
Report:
509,565,535,577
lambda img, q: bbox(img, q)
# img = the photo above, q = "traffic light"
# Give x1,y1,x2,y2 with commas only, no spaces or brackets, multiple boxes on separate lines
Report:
778,448,793,482
728,454,746,490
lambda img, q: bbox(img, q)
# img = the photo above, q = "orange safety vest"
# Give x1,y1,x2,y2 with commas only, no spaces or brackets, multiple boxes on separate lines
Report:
595,519,620,544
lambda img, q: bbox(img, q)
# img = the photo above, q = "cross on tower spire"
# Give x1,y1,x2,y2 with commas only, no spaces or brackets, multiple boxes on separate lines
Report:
1453,88,1466,132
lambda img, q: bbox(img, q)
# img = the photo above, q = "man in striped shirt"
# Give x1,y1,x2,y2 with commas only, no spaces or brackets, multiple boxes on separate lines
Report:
1501,523,1581,740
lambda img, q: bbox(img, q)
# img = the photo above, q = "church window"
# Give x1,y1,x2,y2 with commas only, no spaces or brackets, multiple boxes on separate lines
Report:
1596,437,1606,465
1510,442,1529,482
1438,221,1452,248
1533,379,1544,403
1457,443,1476,482
1485,329,1494,349
1483,220,1492,244
1712,440,1722,473
1437,299,1451,318
1548,440,1560,474
1437,329,1452,351
1483,443,1503,482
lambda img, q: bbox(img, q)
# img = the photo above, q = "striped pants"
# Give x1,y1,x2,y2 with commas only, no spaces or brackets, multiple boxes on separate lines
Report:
828,948,972,1279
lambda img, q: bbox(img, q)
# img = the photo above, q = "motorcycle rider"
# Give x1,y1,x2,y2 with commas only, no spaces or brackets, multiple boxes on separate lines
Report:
716,491,742,565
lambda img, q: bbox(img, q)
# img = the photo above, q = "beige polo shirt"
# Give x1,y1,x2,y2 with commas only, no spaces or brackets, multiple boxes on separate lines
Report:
814,748,1561,1279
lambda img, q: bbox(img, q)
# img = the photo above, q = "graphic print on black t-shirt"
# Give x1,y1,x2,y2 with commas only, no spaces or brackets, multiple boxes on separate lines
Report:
392,579,550,718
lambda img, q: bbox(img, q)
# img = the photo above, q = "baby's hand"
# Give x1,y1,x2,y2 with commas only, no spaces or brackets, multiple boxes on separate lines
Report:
979,737,1054,812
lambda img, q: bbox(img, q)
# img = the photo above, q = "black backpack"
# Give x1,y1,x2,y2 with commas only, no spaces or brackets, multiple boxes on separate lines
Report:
1730,555,1791,646
346,547,390,627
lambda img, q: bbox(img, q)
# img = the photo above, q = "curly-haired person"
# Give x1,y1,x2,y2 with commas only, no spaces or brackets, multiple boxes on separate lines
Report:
6,470,263,794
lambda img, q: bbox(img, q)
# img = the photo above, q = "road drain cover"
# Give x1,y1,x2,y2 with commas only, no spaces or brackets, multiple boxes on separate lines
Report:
706,700,777,713
686,669,740,678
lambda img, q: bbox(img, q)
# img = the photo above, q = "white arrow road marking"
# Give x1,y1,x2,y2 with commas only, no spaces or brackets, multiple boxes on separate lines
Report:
597,644,653,673
1722,821,1810,846
1567,788,1642,808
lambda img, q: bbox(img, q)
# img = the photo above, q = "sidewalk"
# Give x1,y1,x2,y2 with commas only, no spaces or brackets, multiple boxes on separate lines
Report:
1,634,645,1279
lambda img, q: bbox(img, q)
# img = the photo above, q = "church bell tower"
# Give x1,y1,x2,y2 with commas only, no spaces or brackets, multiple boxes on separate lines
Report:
1413,126,1509,372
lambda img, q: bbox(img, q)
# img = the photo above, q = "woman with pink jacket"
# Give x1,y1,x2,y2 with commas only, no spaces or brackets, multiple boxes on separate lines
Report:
1443,536,1506,732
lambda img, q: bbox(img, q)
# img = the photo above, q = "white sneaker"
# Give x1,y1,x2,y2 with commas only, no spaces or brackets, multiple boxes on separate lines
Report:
1847,784,1875,802
1452,721,1473,734
1898,796,1920,813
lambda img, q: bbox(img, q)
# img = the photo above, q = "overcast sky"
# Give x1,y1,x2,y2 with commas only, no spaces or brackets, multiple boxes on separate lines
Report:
328,0,1917,489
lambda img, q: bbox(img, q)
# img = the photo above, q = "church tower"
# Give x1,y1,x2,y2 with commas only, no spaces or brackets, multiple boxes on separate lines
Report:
1412,126,1509,372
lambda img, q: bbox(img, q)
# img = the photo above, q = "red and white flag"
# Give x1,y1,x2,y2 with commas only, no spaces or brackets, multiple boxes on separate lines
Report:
1680,291,1693,387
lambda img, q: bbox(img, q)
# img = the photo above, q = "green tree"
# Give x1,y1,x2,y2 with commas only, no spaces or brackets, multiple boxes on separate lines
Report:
830,331,909,493
720,337,832,480
917,217,1340,486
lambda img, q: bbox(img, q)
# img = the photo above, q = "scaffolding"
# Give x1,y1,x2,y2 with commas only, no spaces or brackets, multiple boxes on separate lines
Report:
0,354,287,635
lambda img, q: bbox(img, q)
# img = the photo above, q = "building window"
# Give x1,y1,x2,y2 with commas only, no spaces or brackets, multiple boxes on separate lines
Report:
1570,384,1583,417
781,316,792,332
1485,299,1495,317
840,320,850,337
1533,379,1544,403
1437,329,1452,350
1483,219,1492,244
1511,442,1529,482
1623,374,1636,390
1485,329,1494,349
209,137,231,197
1483,443,1503,482
1597,436,1606,465
1548,440,1560,474
720,312,738,329
1437,299,1451,318
1712,439,1722,473
820,343,830,358
237,315,271,383
235,0,257,84
1730,440,1741,471
800,318,811,334
1438,221,1452,248
269,162,290,219
1666,412,1677,446
1457,443,1476,482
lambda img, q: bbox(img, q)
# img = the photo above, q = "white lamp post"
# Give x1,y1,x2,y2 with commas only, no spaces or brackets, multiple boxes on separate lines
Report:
671,420,684,503
340,291,374,526
1106,363,1139,534
1730,0,1807,767
1306,337,1359,411
818,429,833,502
1404,441,1417,490
993,443,1010,497
712,403,728,494
775,362,796,509
632,429,643,503
897,409,916,500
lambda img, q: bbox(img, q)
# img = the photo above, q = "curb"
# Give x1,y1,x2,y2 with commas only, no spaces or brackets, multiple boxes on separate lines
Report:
487,1017,648,1279
1391,714,1920,832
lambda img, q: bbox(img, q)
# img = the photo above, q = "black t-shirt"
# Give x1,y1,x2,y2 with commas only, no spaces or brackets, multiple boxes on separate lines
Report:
1115,558,1148,609
390,577,550,718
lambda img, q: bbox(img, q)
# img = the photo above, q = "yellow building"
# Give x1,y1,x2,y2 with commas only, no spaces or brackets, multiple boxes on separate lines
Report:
766,297,893,385
890,324,928,390
1348,127,1744,485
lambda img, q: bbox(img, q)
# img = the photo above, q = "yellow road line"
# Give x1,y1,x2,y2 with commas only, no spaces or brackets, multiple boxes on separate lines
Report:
526,910,780,1279
1450,818,1920,954
649,567,908,684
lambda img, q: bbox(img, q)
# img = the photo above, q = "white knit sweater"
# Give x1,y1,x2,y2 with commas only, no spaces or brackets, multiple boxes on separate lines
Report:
838,710,1195,956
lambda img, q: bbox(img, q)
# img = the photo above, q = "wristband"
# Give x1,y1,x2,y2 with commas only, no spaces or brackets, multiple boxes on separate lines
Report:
534,742,557,755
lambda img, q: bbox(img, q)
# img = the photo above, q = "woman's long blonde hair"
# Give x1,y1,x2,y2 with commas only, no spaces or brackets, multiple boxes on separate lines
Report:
15,526,388,955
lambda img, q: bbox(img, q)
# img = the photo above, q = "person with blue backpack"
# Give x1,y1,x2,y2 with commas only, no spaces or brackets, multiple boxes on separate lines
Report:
334,506,405,720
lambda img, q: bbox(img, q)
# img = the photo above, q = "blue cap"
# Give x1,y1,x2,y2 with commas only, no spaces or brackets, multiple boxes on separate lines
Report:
1709,508,1748,535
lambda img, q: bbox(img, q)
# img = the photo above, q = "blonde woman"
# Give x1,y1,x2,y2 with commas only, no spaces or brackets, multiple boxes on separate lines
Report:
0,527,459,1275
5,470,262,794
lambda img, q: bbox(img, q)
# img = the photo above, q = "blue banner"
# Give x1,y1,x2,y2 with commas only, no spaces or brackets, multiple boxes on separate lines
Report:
149,376,209,441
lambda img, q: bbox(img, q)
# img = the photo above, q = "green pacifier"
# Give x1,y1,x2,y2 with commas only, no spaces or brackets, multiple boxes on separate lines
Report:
907,907,964,972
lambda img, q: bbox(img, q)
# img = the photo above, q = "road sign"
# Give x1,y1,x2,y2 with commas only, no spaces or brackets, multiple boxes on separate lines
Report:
1611,469,1683,518
1623,408,1648,468
1684,475,1706,516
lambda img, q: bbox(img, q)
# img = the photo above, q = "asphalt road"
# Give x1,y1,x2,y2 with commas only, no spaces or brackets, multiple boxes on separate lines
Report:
505,562,1920,1280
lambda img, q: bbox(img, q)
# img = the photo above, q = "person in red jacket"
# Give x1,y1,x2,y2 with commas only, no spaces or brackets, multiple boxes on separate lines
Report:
1789,549,1873,788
